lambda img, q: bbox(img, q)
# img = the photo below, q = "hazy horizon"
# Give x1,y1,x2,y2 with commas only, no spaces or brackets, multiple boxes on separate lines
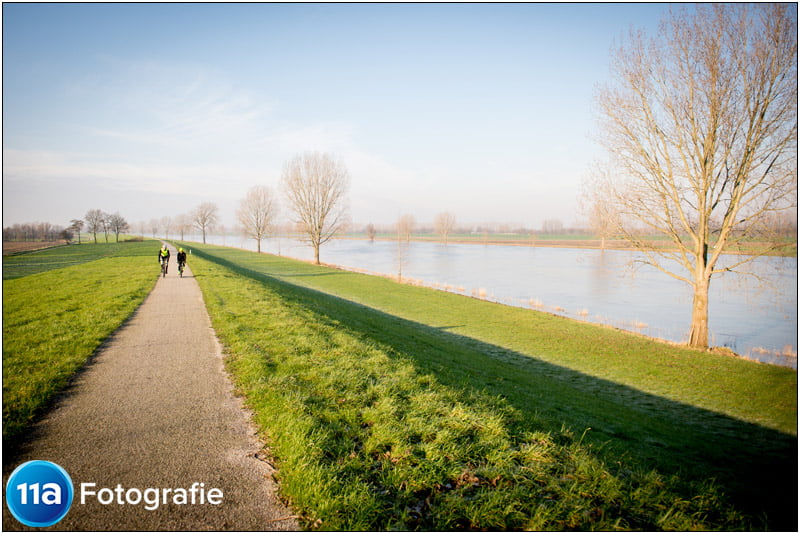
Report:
3,3,671,231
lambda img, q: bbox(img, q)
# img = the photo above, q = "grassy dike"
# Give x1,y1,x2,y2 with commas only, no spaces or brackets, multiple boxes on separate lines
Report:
181,242,796,530
3,241,159,444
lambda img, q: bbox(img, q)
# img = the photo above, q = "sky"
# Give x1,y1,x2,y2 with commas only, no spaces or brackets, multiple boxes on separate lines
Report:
2,3,671,231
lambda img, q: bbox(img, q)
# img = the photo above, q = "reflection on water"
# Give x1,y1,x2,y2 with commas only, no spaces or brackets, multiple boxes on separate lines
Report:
185,235,797,369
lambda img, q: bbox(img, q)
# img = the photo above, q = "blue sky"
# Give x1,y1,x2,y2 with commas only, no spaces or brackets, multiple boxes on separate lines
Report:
3,3,670,230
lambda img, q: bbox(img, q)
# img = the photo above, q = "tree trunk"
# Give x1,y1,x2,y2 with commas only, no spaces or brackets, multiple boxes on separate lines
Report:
314,245,320,265
688,277,710,349
257,239,261,253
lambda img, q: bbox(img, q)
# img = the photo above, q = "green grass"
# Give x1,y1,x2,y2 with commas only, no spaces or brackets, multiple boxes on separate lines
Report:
180,242,797,530
3,240,159,443
3,240,147,280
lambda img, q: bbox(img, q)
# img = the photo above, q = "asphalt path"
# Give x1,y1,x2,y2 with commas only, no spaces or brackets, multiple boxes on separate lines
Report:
3,245,298,531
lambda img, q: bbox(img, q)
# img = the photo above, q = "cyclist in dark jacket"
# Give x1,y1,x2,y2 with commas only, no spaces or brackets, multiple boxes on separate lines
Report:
176,248,187,273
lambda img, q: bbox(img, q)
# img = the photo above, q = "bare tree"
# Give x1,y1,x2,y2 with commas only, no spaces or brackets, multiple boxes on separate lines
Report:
192,202,219,244
108,213,129,243
396,214,416,243
101,212,112,243
85,209,105,244
69,219,84,244
174,214,191,240
593,4,797,349
282,152,349,264
396,234,409,282
160,216,173,239
148,219,160,239
579,169,620,250
365,223,376,242
237,186,278,253
433,212,456,244
541,219,564,235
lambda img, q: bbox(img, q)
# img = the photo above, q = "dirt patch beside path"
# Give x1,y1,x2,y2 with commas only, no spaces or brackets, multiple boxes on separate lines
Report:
2,241,65,255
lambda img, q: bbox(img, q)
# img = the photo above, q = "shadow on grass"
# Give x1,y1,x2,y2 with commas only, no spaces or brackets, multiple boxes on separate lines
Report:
200,251,798,530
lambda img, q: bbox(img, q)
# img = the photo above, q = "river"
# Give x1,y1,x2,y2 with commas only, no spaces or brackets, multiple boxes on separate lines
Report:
182,234,797,369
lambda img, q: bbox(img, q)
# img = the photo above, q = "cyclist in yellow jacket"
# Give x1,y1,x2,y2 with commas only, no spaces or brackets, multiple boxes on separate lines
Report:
158,245,170,274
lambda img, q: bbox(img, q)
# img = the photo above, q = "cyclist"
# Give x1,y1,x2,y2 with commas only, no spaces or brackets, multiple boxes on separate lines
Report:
158,245,170,274
176,248,187,276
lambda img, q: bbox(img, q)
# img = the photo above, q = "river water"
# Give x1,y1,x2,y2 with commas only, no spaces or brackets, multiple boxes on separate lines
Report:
184,234,797,369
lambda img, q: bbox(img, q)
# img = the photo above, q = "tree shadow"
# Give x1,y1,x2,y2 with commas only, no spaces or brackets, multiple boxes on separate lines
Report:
201,252,799,529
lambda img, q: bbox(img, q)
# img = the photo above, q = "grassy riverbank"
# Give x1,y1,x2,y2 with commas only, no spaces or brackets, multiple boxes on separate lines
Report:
2,241,158,444
181,242,797,530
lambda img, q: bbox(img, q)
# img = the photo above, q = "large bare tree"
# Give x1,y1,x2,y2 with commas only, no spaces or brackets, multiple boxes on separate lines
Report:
192,202,219,244
237,186,278,253
594,4,797,349
282,152,349,264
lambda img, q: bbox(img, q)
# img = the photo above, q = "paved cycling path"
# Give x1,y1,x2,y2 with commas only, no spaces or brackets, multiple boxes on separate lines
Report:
3,244,297,531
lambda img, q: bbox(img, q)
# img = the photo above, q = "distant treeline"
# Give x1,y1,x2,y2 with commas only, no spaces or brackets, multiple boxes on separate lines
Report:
3,222,69,242
359,212,797,240
360,219,588,237
4,210,132,244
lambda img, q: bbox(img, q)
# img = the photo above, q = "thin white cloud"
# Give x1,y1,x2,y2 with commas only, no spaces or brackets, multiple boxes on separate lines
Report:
68,58,275,152
2,147,262,199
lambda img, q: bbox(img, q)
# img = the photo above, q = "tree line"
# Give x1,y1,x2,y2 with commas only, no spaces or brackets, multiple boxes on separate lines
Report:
2,222,70,242
2,210,131,244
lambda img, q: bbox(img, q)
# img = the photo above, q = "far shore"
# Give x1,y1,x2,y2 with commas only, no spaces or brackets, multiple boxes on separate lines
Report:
341,234,798,257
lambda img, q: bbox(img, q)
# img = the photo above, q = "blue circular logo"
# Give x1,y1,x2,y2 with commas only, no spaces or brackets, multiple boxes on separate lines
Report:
5,460,74,527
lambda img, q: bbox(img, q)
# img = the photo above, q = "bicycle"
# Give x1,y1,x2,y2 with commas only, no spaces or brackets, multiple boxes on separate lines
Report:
178,260,185,278
160,257,168,278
